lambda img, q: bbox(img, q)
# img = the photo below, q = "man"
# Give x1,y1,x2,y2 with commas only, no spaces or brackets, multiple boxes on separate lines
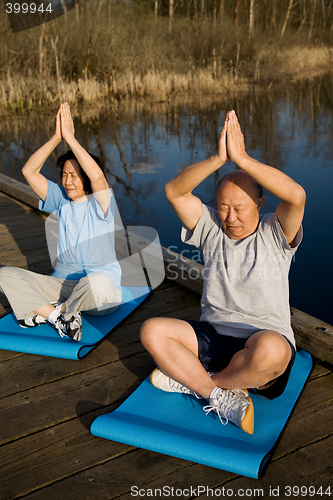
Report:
140,110,305,434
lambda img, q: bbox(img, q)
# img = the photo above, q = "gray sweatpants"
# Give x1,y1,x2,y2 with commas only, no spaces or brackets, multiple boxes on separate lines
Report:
0,266,122,321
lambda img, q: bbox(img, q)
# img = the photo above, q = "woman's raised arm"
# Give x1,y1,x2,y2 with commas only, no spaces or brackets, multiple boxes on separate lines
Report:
22,108,62,201
60,102,110,213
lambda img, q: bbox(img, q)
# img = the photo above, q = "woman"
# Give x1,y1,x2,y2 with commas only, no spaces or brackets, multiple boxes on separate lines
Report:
0,103,122,341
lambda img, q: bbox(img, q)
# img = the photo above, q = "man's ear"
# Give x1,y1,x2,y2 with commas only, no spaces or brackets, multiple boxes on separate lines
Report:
257,197,265,211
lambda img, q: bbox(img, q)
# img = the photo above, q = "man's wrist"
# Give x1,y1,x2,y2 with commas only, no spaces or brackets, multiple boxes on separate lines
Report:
231,151,250,167
210,154,225,168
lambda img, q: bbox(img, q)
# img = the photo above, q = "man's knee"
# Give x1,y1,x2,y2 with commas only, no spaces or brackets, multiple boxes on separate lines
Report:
246,331,292,377
140,317,166,349
140,318,199,358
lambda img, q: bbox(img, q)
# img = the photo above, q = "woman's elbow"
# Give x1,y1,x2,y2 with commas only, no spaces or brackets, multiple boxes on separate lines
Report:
21,165,29,179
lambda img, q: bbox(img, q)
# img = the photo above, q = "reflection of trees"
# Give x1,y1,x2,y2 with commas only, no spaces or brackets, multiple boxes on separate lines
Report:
1,74,333,224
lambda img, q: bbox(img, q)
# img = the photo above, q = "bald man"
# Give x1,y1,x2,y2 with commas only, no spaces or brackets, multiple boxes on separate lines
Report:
140,110,305,434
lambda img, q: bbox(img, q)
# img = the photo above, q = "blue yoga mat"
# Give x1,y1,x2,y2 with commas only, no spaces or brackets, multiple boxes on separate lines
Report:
90,349,313,478
0,286,150,360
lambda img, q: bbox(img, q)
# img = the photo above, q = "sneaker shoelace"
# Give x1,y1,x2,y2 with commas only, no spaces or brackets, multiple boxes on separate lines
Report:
169,378,202,399
203,388,249,426
169,378,192,394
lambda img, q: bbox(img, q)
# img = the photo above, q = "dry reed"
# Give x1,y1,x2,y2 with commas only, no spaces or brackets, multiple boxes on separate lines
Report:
0,0,332,113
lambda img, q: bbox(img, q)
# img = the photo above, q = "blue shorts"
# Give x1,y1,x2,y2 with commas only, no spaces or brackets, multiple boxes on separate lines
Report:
186,320,296,400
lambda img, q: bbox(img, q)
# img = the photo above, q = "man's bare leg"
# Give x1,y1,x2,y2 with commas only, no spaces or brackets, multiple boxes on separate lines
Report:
140,317,216,399
141,319,291,397
211,330,292,391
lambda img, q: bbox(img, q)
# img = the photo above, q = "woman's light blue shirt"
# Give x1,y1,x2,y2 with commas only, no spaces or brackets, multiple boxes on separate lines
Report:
39,180,121,290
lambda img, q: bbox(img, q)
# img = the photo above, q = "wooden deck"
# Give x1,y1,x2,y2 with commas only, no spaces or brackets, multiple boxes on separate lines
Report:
0,190,332,500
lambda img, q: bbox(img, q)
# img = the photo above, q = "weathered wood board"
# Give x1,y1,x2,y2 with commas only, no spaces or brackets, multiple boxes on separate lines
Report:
0,179,332,500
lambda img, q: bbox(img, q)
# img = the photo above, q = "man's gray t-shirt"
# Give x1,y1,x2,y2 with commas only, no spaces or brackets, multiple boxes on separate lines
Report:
181,204,302,348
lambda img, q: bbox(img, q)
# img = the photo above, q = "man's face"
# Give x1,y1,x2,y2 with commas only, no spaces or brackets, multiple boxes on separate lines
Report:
62,159,87,202
217,180,263,240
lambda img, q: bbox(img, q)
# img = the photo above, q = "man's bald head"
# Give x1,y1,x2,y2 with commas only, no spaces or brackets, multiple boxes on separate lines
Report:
217,170,263,202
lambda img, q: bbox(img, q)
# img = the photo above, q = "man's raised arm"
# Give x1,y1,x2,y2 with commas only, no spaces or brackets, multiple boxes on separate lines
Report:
226,110,306,245
165,120,228,232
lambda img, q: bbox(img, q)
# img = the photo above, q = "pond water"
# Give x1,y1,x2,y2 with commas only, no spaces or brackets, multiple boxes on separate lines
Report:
1,74,333,325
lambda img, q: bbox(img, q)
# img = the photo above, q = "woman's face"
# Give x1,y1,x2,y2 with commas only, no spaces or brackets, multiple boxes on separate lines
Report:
62,159,87,202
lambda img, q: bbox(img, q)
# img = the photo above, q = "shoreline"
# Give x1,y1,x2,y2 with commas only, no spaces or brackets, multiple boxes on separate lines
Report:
1,46,332,116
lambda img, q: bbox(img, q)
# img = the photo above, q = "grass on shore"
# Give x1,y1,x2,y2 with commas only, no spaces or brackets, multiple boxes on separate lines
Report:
0,68,248,113
1,45,332,115
0,0,332,114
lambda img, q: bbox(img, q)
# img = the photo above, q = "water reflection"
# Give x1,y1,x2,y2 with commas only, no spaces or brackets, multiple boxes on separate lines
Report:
1,74,333,324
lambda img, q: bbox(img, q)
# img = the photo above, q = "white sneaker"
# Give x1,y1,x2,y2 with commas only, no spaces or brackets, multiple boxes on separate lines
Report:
18,314,48,328
203,387,254,434
150,368,202,398
66,312,82,341
48,312,82,341
18,301,60,329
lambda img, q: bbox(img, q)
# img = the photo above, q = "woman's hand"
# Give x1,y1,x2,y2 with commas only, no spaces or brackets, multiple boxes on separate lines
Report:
54,107,62,142
60,102,75,143
22,108,63,201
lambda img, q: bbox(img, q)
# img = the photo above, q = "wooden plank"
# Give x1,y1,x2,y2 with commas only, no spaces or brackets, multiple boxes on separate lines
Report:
0,252,52,273
273,373,333,457
2,349,327,448
0,409,134,500
0,285,200,399
0,224,46,241
291,307,333,364
0,192,35,213
0,173,39,210
204,436,333,498
0,351,155,445
0,350,26,363
17,372,333,500
0,234,49,256
24,436,333,500
19,449,200,500
0,302,200,400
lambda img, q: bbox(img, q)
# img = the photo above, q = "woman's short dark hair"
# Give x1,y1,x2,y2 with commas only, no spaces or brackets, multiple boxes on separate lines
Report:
56,150,104,195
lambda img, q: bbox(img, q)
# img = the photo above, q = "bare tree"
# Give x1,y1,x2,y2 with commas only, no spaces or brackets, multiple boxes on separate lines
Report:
321,0,326,29
218,0,225,21
281,0,294,37
309,0,317,38
234,0,240,26
249,0,255,38
169,0,174,31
